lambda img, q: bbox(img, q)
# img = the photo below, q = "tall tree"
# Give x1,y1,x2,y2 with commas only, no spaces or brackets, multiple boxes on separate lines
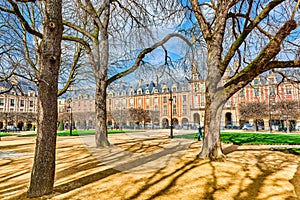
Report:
0,0,78,197
63,0,190,147
186,0,300,160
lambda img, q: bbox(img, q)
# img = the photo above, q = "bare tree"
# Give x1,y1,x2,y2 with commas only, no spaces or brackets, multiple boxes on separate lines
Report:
62,0,190,147
0,1,85,196
185,0,300,160
111,108,129,129
149,110,160,128
129,107,150,128
0,0,63,197
238,102,268,130
276,100,299,132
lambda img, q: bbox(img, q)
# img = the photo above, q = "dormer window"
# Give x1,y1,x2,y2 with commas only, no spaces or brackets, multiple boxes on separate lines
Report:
108,91,113,97
146,90,150,94
285,86,292,95
253,79,259,85
172,87,177,92
137,88,142,95
162,87,168,93
154,89,158,93
122,90,126,96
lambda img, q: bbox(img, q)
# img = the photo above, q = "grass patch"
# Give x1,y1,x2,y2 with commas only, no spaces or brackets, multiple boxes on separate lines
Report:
176,132,300,156
0,132,11,137
175,132,300,145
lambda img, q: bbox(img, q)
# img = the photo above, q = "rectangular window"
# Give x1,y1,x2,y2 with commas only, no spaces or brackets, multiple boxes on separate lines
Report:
29,100,34,107
122,99,126,108
163,96,167,103
194,95,198,106
173,96,176,103
20,100,25,107
254,88,260,97
239,89,245,98
285,87,292,95
129,98,134,107
200,95,205,107
200,84,205,92
138,98,142,106
163,105,167,115
146,98,150,105
10,99,15,106
194,83,198,92
0,98,4,106
182,95,186,103
154,97,158,105
154,105,158,111
269,87,276,95
173,105,177,115
182,105,187,115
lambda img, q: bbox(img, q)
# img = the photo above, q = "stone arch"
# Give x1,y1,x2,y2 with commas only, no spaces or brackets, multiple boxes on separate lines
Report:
193,113,200,125
225,112,232,126
181,118,189,125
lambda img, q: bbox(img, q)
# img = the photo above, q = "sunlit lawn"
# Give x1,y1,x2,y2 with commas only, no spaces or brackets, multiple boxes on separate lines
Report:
176,132,300,155
0,132,11,137
176,132,300,145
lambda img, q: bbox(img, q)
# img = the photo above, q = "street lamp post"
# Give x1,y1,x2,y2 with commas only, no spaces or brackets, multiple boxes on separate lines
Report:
169,89,173,138
67,98,72,136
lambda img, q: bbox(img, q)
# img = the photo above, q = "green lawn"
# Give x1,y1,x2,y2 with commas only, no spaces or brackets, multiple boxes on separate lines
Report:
0,132,11,137
176,132,300,155
176,132,300,145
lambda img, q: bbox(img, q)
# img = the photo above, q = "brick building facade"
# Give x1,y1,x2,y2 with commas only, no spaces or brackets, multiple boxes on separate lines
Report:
0,80,38,131
61,71,300,131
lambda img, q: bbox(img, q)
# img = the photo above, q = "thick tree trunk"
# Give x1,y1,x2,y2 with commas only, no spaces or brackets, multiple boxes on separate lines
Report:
198,44,227,160
198,98,226,161
27,0,62,198
95,79,110,147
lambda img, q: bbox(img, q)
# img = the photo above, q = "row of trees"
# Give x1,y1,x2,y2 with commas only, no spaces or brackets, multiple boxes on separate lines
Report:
0,112,36,130
239,100,299,132
108,108,160,128
0,0,299,197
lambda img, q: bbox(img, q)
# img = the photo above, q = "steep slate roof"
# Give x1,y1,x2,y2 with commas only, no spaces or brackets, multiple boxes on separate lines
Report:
0,79,37,96
107,77,190,96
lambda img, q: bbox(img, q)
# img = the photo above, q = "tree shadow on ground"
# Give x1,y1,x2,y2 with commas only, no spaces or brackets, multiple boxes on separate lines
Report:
53,139,190,194
3,137,300,200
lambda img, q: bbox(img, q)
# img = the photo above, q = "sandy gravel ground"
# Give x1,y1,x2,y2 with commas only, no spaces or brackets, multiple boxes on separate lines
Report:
1,131,300,200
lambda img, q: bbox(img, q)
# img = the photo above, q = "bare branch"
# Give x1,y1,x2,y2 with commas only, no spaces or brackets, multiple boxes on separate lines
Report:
221,0,285,72
6,0,43,38
58,46,83,97
107,33,192,85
